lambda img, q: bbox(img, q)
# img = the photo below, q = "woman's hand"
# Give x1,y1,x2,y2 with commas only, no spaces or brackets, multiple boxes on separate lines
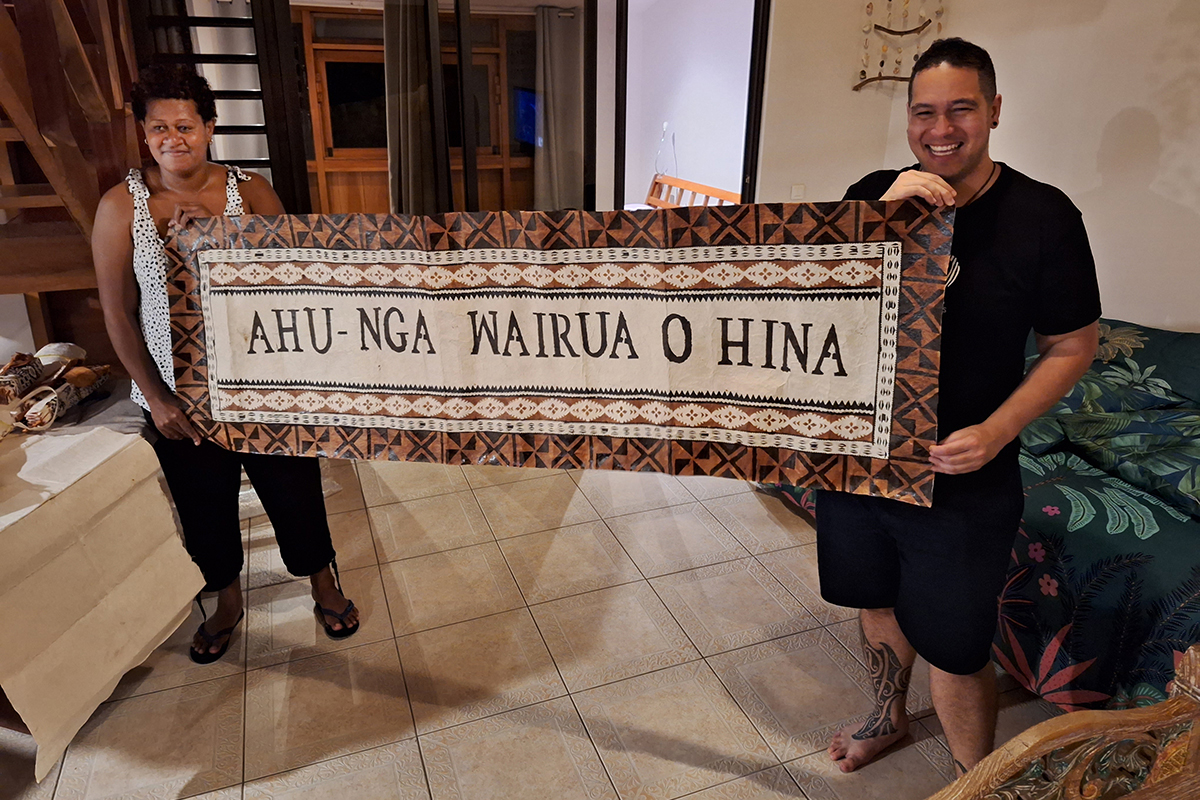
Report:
149,395,202,445
880,171,957,206
168,202,211,231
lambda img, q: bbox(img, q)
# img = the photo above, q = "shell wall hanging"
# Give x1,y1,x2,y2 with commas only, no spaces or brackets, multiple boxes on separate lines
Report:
854,1,945,91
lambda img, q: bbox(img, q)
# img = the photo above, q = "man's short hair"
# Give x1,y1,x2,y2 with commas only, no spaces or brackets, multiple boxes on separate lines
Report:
909,38,997,104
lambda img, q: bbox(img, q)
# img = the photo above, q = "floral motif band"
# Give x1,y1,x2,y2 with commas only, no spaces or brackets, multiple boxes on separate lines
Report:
167,201,952,505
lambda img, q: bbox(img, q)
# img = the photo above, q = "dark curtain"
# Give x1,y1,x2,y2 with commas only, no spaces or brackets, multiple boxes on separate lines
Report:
384,0,444,215
534,6,585,210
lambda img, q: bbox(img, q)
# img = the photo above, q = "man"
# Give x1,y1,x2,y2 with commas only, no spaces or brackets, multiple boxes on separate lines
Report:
819,38,1101,776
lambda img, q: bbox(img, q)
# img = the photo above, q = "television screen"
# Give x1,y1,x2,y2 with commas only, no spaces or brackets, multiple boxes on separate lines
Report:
512,87,537,147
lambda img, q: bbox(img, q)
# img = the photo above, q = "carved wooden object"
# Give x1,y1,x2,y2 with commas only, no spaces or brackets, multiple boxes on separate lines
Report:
928,644,1200,800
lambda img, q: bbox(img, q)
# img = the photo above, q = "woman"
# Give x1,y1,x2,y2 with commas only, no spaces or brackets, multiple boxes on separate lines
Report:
94,65,359,663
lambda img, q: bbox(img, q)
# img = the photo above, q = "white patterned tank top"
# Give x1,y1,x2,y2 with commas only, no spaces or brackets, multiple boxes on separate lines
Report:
126,164,249,411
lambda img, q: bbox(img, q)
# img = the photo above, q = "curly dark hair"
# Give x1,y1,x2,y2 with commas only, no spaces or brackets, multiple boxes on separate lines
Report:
131,64,218,122
909,38,997,104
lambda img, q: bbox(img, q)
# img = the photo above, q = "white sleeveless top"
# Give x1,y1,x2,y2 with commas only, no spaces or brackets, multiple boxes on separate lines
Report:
126,165,249,410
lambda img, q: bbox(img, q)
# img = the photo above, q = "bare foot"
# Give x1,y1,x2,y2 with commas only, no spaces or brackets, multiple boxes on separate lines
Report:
192,584,244,657
827,717,909,773
310,566,359,632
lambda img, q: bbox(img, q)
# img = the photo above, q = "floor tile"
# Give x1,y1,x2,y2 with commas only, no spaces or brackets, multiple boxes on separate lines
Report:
650,560,819,656
825,619,934,720
994,662,1020,694
530,582,699,692
784,723,954,800
683,766,805,799
499,520,642,603
110,598,246,701
707,629,876,762
418,696,617,800
246,565,390,669
396,609,566,733
607,503,750,578
320,458,366,514
755,545,856,625
574,661,777,799
473,472,600,539
56,675,243,800
676,475,756,502
247,509,378,590
243,740,428,799
703,494,816,554
570,469,695,517
461,463,554,488
0,728,60,800
379,542,524,635
244,640,413,780
369,491,493,562
357,461,469,507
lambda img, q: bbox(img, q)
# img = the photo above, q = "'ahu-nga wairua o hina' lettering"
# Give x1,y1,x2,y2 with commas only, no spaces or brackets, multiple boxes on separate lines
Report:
244,305,847,376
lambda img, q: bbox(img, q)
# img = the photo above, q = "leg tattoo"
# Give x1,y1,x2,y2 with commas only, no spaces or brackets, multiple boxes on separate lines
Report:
853,623,914,741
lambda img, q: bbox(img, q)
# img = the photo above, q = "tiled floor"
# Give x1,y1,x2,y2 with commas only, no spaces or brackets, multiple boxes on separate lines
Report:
3,463,1061,800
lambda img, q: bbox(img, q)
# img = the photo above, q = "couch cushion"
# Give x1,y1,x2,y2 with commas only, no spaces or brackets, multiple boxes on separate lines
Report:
1060,409,1200,520
1020,415,1068,455
1093,319,1200,403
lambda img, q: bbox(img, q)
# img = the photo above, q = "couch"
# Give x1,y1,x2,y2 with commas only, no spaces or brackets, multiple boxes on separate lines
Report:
778,318,1200,710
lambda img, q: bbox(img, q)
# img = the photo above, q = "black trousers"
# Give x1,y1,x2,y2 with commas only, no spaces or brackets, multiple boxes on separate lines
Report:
146,413,336,592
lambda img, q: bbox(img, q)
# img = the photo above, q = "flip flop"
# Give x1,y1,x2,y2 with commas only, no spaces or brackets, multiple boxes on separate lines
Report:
189,609,245,664
313,558,360,640
314,598,359,640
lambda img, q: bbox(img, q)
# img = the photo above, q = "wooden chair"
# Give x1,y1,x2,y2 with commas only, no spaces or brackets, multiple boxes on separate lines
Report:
927,643,1200,799
644,173,742,208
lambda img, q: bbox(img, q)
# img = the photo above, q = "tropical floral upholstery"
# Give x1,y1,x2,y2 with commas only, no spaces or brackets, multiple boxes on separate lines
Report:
775,318,1200,711
1060,410,1200,520
999,450,1198,710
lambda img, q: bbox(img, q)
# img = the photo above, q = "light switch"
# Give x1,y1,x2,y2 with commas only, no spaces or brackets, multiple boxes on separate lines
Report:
790,184,806,201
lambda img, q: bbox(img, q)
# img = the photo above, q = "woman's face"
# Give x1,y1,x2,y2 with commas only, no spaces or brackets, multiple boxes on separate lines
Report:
142,98,214,174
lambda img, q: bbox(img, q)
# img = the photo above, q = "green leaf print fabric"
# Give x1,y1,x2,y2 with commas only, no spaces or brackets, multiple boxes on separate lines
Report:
1060,410,1200,521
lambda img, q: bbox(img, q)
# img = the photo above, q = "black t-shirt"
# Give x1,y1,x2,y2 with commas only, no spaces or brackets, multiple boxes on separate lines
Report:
844,163,1102,496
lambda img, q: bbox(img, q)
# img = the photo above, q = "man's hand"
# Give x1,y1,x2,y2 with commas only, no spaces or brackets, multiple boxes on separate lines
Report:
880,171,957,206
149,396,202,446
928,423,1006,474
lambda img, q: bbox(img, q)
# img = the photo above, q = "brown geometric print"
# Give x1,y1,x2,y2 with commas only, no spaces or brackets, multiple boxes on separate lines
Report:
166,201,952,506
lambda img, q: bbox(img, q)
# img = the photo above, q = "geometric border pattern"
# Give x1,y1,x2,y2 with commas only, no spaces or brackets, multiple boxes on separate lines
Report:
167,201,951,506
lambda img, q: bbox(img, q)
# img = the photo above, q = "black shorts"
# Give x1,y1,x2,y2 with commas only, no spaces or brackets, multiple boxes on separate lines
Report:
815,475,1022,675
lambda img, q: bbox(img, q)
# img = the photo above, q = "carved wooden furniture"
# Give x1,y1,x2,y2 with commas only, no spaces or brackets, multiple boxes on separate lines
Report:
644,173,742,208
929,644,1200,800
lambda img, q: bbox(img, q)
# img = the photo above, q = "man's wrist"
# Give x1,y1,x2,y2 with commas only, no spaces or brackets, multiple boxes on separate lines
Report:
978,417,1018,451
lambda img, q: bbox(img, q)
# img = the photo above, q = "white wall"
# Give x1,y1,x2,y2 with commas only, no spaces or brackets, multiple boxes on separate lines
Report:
624,0,754,206
0,296,35,357
759,0,1200,331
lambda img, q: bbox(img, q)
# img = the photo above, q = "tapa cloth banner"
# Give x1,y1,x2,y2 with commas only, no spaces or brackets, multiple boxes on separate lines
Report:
167,202,952,505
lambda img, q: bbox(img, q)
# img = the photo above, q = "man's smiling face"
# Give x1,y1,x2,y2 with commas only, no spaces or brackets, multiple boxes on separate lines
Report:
907,63,1001,188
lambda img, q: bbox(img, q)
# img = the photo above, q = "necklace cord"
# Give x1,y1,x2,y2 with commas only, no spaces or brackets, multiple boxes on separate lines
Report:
959,161,999,207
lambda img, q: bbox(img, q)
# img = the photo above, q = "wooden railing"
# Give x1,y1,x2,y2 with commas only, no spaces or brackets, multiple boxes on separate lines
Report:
644,173,742,209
